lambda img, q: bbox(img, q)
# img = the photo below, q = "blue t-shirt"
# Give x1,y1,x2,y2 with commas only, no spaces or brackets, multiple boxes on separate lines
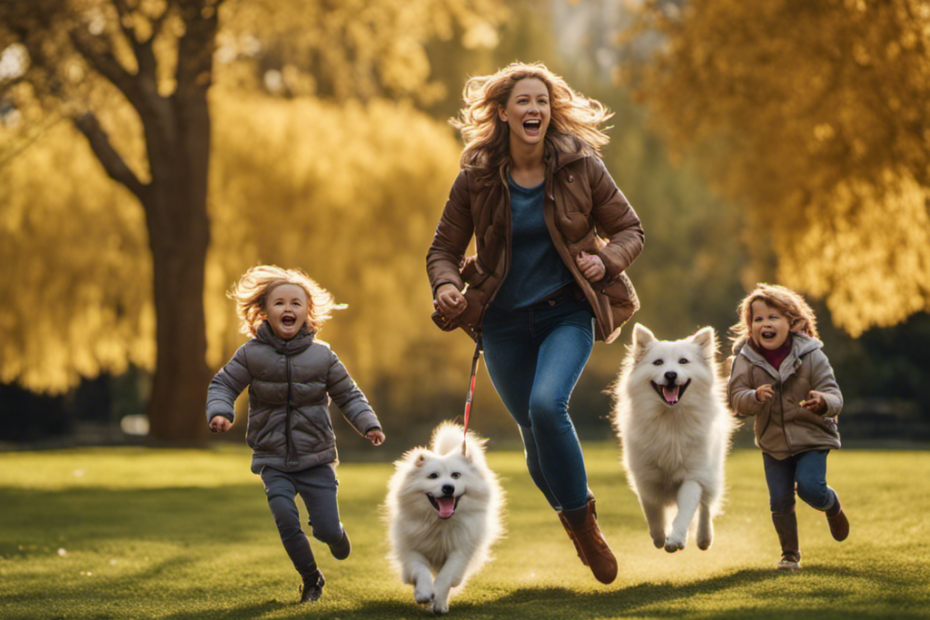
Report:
491,176,574,311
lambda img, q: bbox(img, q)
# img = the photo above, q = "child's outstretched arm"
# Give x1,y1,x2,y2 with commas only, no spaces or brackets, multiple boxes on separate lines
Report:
326,351,382,439
803,349,843,417
727,355,767,417
206,345,252,431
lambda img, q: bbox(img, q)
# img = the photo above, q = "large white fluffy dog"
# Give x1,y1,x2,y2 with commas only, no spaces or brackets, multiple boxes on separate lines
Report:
612,324,736,553
386,422,504,614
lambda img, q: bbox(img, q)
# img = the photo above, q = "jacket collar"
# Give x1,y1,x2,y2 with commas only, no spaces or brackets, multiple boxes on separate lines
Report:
255,320,315,355
544,133,589,172
476,134,591,187
737,332,823,377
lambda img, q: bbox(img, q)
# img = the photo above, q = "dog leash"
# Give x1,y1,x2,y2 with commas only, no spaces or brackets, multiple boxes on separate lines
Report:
462,338,482,454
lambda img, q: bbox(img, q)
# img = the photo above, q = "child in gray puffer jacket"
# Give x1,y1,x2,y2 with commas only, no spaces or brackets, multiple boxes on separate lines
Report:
207,265,385,603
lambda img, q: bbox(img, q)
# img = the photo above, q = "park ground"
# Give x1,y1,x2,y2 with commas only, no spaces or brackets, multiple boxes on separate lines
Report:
1,442,928,620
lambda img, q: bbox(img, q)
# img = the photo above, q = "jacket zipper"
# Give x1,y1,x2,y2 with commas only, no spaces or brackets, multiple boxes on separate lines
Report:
284,353,292,466
756,355,794,455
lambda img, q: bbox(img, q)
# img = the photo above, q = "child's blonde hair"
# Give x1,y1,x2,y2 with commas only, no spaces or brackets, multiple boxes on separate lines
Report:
228,265,344,337
730,283,819,351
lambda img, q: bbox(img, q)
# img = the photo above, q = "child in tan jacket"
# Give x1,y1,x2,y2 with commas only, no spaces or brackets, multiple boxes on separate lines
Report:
728,283,849,570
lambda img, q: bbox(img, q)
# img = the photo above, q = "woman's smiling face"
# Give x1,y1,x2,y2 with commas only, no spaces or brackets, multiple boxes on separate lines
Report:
750,299,791,350
500,77,551,147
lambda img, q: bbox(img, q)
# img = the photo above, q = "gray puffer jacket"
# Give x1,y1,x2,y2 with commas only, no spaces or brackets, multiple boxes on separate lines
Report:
728,333,842,459
206,322,381,473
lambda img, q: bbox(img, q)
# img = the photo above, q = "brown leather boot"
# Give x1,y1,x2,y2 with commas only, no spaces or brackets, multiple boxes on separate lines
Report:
772,511,800,570
558,512,588,566
558,492,595,566
559,498,617,584
826,497,849,542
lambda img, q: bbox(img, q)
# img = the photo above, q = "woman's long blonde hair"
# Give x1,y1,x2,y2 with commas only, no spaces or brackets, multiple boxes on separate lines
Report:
228,264,344,337
729,283,820,351
451,61,612,171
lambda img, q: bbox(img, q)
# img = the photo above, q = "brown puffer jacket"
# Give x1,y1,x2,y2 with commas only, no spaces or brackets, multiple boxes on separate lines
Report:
426,138,644,343
728,333,843,459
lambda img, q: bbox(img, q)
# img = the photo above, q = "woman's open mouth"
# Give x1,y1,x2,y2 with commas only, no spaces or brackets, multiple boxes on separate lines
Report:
523,119,542,135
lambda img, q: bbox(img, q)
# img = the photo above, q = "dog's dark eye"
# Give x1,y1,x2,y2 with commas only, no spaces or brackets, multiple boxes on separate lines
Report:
679,358,689,364
451,472,461,479
652,359,664,366
428,472,439,479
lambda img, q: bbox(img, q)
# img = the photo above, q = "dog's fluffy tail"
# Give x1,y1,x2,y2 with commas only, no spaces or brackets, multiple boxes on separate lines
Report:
431,421,489,462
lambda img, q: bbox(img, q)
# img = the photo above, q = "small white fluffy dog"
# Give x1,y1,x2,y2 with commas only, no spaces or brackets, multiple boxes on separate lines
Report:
612,324,736,553
386,421,504,614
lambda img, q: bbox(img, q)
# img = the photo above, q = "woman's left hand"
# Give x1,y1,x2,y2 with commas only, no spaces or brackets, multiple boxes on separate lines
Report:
576,251,606,282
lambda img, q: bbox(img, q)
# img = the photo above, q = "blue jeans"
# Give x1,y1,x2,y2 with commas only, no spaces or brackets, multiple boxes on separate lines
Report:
762,450,837,515
481,296,595,512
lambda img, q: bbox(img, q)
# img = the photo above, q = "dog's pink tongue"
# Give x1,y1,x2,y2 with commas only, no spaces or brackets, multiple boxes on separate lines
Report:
436,496,456,518
663,385,680,404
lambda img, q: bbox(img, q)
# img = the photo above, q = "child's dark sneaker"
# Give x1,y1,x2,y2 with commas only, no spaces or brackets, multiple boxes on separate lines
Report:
329,530,351,560
777,552,800,571
299,570,325,603
826,501,849,541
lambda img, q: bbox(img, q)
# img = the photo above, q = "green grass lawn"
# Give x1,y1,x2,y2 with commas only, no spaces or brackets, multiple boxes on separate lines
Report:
1,442,928,619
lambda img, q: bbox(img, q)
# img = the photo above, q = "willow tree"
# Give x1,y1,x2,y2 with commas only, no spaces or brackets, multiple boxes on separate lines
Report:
625,0,930,336
0,0,504,444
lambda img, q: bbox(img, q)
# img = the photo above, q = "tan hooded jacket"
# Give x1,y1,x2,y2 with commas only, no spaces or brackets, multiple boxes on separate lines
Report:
728,333,843,459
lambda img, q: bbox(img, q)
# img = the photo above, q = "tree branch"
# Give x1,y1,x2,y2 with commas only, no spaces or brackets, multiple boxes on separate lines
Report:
111,0,160,81
72,111,148,200
175,0,219,96
68,29,142,108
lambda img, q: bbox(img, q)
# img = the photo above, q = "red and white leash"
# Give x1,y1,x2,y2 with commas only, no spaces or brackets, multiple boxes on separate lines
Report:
462,339,482,454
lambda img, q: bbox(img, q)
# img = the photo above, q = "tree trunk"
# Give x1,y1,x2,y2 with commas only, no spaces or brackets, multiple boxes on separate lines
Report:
144,186,212,447
140,3,218,446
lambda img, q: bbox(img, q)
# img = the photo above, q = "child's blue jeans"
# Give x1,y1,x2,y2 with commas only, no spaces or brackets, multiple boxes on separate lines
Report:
762,450,837,514
481,296,595,513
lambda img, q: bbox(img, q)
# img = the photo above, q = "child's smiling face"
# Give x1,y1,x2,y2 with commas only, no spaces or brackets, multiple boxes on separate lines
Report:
750,299,791,350
265,283,308,340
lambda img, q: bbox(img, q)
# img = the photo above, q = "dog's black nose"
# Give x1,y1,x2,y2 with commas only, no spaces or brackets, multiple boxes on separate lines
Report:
664,371,677,383
442,484,455,496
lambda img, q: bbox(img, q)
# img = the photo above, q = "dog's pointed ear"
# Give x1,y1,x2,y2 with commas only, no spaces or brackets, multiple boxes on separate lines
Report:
632,323,656,351
414,451,427,467
690,326,718,358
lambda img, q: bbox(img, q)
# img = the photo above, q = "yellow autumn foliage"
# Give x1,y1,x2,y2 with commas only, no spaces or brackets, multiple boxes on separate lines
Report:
626,0,930,333
781,170,930,336
1,90,475,405
0,117,155,393
205,92,476,413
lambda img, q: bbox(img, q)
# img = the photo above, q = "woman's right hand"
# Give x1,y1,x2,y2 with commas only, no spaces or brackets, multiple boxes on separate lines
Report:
435,283,467,319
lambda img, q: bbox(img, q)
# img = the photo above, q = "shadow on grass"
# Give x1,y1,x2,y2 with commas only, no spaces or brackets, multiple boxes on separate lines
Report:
348,565,929,620
160,600,290,619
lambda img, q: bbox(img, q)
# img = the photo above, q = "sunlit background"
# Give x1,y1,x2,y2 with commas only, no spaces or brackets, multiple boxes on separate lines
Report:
1,0,928,451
